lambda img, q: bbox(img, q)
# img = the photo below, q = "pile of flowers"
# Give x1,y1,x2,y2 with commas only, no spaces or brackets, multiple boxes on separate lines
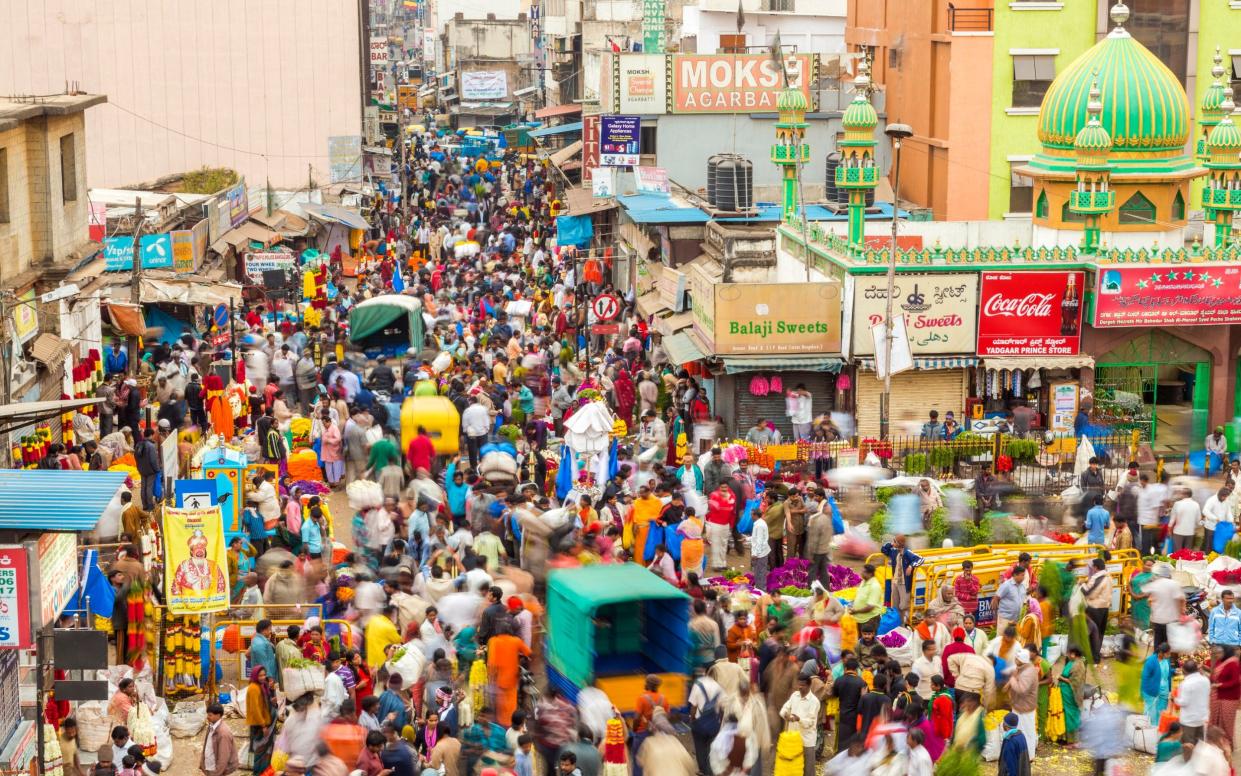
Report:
1211,568,1241,585
704,571,755,593
878,631,907,648
1045,531,1077,545
860,438,894,460
766,559,861,592
1170,549,1206,561
995,454,1013,473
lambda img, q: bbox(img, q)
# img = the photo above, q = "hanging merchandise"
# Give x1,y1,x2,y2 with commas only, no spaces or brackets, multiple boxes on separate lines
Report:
770,375,783,393
162,615,204,697
1013,369,1022,396
1028,369,1042,389
749,376,769,396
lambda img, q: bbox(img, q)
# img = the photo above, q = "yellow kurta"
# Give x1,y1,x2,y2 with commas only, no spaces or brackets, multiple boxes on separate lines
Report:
630,496,664,560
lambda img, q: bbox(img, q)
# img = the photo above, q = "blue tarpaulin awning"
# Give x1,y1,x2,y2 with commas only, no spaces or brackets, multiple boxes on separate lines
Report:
529,121,583,138
0,470,128,532
556,215,594,248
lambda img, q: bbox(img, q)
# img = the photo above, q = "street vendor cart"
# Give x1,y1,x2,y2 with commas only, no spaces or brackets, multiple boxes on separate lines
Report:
545,564,691,712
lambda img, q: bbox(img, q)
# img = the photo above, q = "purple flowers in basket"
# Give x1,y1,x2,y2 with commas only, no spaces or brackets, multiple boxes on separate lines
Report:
879,631,908,648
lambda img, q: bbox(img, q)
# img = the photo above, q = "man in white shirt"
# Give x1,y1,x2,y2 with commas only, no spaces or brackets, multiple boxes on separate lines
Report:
780,676,822,775
1169,489,1202,552
461,397,493,468
689,672,724,776
750,511,771,592
910,638,940,700
1201,486,1231,553
788,384,813,441
1145,566,1186,651
1136,473,1168,555
1177,660,1210,745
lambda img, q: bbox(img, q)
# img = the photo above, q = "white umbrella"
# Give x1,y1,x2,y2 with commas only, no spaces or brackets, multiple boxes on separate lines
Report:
562,401,615,456
827,465,890,485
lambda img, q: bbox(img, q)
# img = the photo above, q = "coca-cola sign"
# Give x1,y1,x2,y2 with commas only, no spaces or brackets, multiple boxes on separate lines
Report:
977,271,1084,356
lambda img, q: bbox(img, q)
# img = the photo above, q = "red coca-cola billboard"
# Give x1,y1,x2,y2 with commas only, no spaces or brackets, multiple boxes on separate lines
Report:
977,271,1084,356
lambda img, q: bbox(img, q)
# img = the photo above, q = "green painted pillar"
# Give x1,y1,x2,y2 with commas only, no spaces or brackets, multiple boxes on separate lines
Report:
848,189,865,248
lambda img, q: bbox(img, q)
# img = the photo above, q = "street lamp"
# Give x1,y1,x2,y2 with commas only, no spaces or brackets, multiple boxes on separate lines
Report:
879,122,913,440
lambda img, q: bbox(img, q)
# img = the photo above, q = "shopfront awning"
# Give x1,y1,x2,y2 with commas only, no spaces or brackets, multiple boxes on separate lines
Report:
0,398,100,438
636,291,667,317
302,204,371,231
857,356,979,371
549,140,583,168
529,121,583,138
722,355,844,375
28,333,70,366
235,221,281,247
662,331,706,365
655,311,693,336
981,355,1095,370
565,187,617,216
140,278,243,307
0,469,128,531
534,103,582,119
105,302,147,336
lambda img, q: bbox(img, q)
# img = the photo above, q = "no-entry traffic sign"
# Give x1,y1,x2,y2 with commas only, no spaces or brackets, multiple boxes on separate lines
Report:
592,294,621,321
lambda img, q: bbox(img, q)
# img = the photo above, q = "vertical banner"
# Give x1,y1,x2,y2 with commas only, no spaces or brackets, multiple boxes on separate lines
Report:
0,547,31,648
162,506,230,615
582,114,601,182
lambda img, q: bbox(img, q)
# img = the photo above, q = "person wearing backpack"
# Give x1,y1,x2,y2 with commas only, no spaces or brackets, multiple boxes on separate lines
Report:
688,671,723,776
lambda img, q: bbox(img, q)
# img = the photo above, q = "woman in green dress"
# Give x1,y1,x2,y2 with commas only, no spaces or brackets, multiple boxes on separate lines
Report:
1033,642,1054,736
1129,558,1155,631
1056,645,1087,743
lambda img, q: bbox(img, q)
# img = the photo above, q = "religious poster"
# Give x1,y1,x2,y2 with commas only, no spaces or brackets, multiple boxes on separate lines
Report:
162,506,230,615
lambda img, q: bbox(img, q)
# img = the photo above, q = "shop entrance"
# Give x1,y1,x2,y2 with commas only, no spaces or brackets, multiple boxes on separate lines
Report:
1095,331,1211,457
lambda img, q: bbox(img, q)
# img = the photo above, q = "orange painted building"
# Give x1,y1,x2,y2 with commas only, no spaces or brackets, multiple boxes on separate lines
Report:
845,0,994,221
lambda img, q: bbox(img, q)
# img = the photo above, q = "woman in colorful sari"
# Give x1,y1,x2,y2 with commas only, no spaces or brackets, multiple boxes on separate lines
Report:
1210,644,1240,744
245,666,277,773
1141,642,1172,727
1031,641,1053,737
1016,595,1043,652
629,485,663,562
1050,645,1086,743
676,509,705,580
1128,558,1155,632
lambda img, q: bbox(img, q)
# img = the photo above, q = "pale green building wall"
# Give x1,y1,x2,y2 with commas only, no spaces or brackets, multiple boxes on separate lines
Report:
1190,3,1241,208
986,2,1097,220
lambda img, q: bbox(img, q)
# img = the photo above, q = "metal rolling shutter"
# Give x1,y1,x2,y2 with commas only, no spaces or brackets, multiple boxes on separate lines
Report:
855,369,967,438
733,372,836,440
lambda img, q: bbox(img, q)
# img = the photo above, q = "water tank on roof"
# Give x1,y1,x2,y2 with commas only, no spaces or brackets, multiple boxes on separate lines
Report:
706,153,726,207
711,154,753,211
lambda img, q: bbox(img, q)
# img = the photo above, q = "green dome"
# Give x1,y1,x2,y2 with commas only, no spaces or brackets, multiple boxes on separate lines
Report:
1037,30,1190,153
1202,47,1228,125
1074,120,1112,154
842,93,878,132
776,87,808,114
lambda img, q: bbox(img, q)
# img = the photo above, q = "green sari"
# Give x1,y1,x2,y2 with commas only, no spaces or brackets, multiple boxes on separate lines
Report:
1036,656,1052,735
1058,658,1085,741
1130,571,1153,630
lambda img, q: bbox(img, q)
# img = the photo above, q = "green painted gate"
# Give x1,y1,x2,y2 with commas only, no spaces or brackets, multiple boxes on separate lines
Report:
1095,331,1212,451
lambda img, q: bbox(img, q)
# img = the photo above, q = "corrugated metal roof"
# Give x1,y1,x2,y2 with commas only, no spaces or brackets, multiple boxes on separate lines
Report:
0,470,128,532
528,121,582,138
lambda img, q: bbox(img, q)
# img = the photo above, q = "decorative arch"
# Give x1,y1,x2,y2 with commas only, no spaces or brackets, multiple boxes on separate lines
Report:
1118,191,1157,225
1098,329,1214,365
1035,190,1048,219
1061,199,1087,223
1172,190,1185,221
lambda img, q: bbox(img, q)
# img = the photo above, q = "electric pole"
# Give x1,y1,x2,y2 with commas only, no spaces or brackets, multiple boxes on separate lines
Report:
128,196,144,375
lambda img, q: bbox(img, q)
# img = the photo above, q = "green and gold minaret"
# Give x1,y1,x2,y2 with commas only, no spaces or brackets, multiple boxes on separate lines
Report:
836,59,879,250
1068,77,1115,254
1203,87,1241,247
1199,47,1229,162
771,84,810,223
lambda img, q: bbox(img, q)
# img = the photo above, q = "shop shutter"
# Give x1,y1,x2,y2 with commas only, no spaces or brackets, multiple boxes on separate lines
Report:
854,369,967,438
732,372,836,440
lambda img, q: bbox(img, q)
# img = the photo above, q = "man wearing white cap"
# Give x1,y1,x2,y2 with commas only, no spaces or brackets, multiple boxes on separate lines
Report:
1006,648,1039,761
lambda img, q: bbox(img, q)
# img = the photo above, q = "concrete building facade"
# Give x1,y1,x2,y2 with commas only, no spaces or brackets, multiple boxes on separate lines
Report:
0,0,364,189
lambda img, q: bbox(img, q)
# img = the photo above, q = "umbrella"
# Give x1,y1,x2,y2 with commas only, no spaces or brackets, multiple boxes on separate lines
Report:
827,465,890,485
562,401,615,456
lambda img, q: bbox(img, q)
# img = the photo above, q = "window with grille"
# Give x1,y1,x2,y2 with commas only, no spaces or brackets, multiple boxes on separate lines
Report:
1012,54,1055,108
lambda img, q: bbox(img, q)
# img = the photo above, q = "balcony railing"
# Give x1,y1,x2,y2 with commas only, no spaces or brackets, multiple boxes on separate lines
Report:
834,165,881,188
1068,189,1115,214
770,145,810,164
948,5,994,32
1204,187,1241,209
